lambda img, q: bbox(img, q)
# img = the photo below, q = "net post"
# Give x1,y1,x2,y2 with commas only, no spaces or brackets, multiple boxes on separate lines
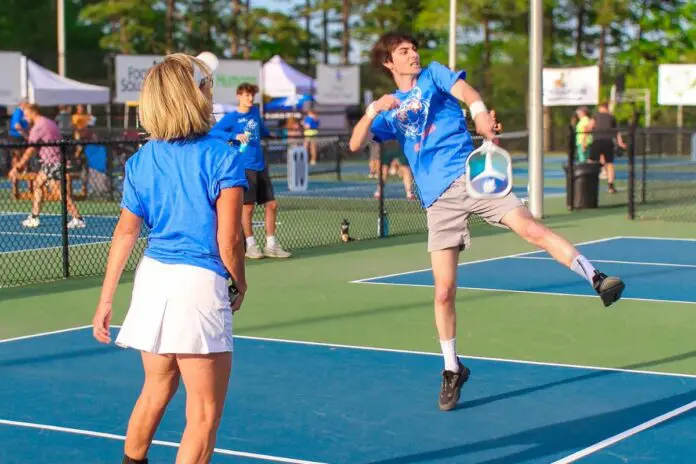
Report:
60,142,70,278
641,128,647,205
336,136,343,181
627,112,638,220
528,0,544,219
106,143,114,201
566,124,575,211
377,142,386,238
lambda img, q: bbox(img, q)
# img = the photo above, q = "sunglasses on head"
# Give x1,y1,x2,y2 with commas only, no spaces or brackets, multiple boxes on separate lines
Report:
193,63,214,89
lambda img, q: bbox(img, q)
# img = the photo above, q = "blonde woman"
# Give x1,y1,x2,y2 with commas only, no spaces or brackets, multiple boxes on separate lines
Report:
91,53,248,464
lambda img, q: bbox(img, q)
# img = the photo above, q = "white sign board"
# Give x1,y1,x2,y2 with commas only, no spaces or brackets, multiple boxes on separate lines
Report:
542,66,599,106
115,55,164,103
658,64,696,106
316,64,360,105
0,52,24,106
214,59,263,105
287,145,309,192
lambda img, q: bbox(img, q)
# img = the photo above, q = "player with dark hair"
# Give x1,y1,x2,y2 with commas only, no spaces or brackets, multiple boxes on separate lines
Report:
350,32,625,412
212,83,291,259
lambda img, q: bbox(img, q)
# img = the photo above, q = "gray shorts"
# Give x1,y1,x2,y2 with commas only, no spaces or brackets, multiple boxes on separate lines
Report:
426,175,524,253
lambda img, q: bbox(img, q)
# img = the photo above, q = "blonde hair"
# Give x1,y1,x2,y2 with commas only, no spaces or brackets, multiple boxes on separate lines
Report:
139,53,213,140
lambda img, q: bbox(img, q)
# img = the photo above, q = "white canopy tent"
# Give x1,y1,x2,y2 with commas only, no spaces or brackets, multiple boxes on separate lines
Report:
262,55,315,98
25,59,110,105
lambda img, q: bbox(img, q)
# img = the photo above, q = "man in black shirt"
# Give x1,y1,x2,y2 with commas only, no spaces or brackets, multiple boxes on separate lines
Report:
591,103,626,194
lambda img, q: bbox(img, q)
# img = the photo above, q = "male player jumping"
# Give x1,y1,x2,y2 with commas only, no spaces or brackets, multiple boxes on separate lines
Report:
349,32,625,412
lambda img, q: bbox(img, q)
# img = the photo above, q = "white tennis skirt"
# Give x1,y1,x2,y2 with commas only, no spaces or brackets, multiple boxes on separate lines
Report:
115,256,233,355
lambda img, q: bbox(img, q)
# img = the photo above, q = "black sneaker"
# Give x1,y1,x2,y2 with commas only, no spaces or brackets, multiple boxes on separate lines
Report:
593,271,625,307
438,362,471,411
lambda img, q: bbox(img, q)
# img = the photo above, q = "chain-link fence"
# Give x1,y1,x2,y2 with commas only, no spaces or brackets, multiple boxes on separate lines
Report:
563,122,696,222
1,137,145,287
0,133,388,287
1,129,535,287
628,128,696,222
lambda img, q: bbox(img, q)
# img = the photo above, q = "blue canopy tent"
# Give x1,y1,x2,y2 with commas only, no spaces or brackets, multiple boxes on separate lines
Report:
264,94,314,112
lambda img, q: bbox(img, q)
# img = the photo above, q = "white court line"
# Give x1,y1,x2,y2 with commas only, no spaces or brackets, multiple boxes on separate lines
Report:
4,325,696,380
0,212,120,220
0,419,326,464
619,236,696,243
514,256,696,269
354,280,696,305
552,399,696,463
0,239,110,256
0,231,113,240
234,334,696,380
0,237,147,256
0,325,93,343
350,236,623,283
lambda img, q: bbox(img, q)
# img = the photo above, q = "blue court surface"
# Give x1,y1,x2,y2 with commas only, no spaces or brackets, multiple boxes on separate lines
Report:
0,212,123,254
2,327,696,463
0,212,267,254
355,237,696,305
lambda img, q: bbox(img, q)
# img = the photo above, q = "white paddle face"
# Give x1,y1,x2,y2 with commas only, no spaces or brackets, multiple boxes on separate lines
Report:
465,141,513,199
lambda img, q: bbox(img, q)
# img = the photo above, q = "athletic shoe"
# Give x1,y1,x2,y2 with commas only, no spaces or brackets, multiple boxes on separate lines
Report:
67,217,86,229
245,244,264,259
264,244,292,258
438,362,471,411
21,216,40,228
593,271,625,307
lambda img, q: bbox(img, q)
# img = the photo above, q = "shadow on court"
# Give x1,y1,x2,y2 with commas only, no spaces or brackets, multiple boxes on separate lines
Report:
367,389,696,464
455,349,696,411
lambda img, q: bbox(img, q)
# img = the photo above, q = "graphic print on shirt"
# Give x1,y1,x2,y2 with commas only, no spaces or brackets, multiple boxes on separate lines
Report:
393,87,430,139
242,118,259,140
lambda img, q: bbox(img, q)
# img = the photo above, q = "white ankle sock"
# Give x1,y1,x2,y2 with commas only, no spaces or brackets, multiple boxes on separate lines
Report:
571,255,596,285
440,339,460,372
246,236,256,248
266,235,277,248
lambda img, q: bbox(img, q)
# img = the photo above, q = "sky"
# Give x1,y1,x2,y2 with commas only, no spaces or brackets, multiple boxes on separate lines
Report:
251,0,364,64
254,0,299,13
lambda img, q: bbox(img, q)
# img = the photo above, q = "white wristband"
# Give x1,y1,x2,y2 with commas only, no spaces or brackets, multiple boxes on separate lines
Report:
366,102,378,119
469,100,488,120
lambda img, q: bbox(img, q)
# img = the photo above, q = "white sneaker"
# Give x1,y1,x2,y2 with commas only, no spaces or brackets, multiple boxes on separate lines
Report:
21,216,40,228
67,217,86,229
264,244,292,258
245,244,264,259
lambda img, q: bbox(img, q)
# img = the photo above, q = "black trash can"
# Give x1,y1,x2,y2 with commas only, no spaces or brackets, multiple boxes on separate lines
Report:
563,162,602,209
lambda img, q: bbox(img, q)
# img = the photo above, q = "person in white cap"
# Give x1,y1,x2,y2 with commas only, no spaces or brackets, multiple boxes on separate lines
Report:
91,53,248,464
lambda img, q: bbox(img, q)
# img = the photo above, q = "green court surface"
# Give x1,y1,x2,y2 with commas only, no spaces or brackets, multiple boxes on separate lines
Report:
2,193,695,375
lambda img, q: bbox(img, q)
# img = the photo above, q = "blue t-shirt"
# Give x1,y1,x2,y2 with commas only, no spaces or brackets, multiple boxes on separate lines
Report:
121,135,248,278
211,106,270,171
370,62,475,208
9,108,28,138
303,115,319,130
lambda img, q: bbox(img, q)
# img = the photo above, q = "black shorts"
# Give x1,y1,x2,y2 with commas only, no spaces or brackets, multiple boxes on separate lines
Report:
590,139,615,163
40,162,62,181
244,168,275,205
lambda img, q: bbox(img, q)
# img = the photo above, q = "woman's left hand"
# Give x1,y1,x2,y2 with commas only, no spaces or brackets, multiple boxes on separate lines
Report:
92,301,113,344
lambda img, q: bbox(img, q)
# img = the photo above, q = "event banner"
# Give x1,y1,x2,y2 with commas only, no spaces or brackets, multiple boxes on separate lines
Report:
0,52,24,106
214,59,263,105
658,64,696,106
115,55,262,105
542,66,599,106
315,64,360,105
115,55,164,103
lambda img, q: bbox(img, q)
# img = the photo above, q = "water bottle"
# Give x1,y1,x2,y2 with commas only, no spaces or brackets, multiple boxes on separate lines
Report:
239,131,251,153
